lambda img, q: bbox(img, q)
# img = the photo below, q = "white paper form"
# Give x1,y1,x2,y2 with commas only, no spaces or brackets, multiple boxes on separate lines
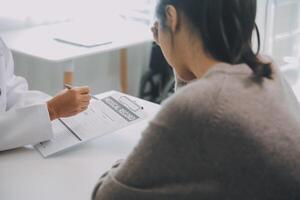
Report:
35,92,148,157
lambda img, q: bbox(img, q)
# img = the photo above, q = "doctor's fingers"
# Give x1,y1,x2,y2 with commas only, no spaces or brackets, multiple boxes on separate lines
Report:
79,94,92,102
71,106,88,115
79,101,90,108
73,86,90,94
81,106,89,111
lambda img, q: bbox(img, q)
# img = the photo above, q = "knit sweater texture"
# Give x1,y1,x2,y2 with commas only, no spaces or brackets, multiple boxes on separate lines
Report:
93,63,300,200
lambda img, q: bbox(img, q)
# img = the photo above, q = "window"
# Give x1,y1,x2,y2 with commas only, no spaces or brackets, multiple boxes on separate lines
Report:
264,0,300,65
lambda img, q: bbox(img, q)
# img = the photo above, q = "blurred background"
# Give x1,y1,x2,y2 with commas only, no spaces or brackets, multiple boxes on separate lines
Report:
0,0,299,102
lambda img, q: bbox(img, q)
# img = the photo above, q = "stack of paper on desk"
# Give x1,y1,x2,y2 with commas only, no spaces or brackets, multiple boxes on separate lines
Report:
35,91,148,157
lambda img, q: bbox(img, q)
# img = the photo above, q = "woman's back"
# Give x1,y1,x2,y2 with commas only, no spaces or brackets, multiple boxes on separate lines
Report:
93,63,300,200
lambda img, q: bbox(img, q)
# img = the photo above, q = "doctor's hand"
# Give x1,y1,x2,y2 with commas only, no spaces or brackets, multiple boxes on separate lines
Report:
46,86,91,121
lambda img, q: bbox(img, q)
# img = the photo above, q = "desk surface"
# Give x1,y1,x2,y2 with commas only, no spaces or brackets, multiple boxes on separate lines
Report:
0,18,153,62
0,92,160,200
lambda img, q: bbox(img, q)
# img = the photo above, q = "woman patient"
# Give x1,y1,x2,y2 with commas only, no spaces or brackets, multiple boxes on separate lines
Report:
93,0,300,199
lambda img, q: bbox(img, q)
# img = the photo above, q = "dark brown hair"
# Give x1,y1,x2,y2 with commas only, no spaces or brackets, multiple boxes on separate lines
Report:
156,0,272,79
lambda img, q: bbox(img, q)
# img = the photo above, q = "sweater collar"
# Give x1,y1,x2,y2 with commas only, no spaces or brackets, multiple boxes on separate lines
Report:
202,62,252,79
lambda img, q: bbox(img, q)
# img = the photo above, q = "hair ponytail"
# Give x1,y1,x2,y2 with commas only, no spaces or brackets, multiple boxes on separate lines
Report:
242,24,272,79
156,0,273,79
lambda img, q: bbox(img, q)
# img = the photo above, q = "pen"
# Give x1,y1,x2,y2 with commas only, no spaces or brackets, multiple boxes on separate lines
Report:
64,84,99,100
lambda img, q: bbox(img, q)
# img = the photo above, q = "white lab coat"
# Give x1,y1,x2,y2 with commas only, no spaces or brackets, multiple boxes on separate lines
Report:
0,38,53,151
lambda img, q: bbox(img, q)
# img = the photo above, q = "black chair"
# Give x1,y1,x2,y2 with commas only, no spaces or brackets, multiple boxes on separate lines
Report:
139,43,175,103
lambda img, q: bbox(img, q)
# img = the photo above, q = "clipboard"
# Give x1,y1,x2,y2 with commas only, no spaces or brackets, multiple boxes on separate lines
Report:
35,91,148,157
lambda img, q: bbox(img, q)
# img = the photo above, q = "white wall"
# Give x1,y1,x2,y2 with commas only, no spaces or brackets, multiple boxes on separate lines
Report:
13,42,152,96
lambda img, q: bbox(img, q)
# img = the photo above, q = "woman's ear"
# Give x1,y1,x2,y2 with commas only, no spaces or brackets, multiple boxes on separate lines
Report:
165,5,179,33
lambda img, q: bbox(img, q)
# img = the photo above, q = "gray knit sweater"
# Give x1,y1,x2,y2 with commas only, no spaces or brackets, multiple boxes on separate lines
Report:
93,63,300,200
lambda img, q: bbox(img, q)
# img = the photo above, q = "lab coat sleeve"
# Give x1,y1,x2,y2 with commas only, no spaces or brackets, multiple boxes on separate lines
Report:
5,43,52,110
0,41,53,151
0,104,53,151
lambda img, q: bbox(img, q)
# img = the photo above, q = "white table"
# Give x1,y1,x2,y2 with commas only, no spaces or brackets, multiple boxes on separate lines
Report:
0,92,160,200
0,18,153,92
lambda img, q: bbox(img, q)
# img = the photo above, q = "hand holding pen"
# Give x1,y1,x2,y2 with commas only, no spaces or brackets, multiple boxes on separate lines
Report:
46,85,92,121
64,84,99,100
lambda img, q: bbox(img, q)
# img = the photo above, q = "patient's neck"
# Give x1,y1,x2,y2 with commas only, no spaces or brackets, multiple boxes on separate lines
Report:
178,48,222,81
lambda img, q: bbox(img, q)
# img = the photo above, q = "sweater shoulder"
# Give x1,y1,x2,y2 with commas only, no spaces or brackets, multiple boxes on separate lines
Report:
152,71,227,131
